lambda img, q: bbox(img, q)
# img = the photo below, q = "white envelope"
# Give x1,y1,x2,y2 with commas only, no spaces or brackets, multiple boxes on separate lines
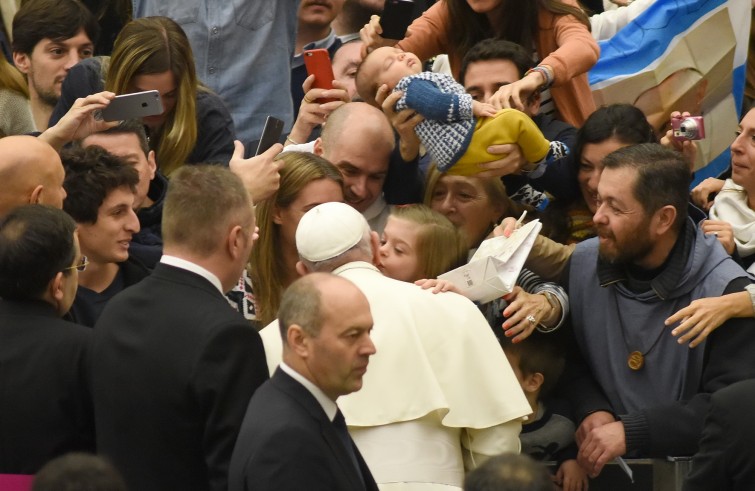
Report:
438,220,542,303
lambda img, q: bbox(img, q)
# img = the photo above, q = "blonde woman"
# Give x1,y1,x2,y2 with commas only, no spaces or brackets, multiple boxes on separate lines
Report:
0,56,34,137
50,16,235,175
249,151,344,326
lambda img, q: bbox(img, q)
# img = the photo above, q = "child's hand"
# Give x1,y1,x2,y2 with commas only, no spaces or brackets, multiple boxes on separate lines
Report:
415,278,462,295
472,100,497,118
555,459,589,491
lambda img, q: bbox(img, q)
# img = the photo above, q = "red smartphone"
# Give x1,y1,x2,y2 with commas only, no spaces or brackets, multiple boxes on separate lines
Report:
303,49,337,103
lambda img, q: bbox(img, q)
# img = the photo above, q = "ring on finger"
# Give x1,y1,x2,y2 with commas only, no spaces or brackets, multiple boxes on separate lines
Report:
303,96,314,104
526,314,536,325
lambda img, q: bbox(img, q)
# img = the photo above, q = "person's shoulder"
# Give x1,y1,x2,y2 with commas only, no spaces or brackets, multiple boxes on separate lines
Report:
42,316,93,343
0,300,89,334
245,377,318,428
69,56,106,81
196,88,232,115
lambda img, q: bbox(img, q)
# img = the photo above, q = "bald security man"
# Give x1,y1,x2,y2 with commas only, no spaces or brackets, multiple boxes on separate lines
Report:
0,135,67,216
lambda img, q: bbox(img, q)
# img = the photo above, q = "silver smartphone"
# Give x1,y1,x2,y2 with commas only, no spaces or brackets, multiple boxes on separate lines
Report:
100,90,164,122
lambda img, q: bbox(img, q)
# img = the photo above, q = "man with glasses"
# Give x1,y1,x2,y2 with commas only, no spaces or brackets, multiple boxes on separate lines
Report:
61,145,149,327
0,205,95,473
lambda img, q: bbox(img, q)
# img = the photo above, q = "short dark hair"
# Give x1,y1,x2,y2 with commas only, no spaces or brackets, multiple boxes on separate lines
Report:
459,39,534,85
83,119,151,157
574,104,657,167
464,453,553,491
602,143,691,232
32,453,127,491
12,0,99,55
61,146,138,224
0,205,77,300
278,275,324,341
499,331,565,399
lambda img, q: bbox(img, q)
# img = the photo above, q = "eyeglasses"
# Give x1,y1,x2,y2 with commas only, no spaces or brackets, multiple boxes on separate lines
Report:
63,255,89,273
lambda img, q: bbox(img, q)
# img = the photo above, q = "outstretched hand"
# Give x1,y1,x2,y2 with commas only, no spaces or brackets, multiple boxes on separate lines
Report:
414,278,462,295
39,91,118,150
489,73,542,112
667,291,753,348
500,287,549,343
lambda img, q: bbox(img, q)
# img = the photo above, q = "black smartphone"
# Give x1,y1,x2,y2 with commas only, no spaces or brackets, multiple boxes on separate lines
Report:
380,0,415,40
255,116,284,156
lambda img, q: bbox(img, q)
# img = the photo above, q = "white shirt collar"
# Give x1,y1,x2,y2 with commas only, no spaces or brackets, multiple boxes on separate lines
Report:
160,255,224,294
280,361,338,421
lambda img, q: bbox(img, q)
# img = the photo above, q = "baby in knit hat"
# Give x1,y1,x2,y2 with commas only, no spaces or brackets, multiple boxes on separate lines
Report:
356,46,568,176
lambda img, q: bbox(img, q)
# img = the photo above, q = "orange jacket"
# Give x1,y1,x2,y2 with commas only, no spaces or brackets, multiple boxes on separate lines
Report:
397,0,599,126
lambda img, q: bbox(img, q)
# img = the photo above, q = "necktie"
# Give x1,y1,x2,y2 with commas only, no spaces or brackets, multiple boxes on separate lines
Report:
332,409,364,484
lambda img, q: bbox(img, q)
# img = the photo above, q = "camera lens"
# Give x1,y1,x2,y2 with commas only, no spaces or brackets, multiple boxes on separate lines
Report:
680,119,698,139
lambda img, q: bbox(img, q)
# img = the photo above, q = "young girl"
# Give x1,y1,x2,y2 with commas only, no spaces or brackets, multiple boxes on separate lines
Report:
378,204,567,342
377,204,468,282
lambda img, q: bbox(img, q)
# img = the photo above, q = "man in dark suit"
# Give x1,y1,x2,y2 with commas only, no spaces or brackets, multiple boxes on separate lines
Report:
0,205,94,473
92,165,268,491
229,273,379,491
683,379,755,491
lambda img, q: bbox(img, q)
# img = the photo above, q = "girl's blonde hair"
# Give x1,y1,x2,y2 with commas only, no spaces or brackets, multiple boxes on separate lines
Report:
106,16,198,176
390,204,468,279
249,152,344,326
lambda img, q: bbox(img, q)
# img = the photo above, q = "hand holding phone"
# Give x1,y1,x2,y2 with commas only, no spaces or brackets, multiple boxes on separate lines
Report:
100,90,163,122
303,49,337,104
255,116,285,156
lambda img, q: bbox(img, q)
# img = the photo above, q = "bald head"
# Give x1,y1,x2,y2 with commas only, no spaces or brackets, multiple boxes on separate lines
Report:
320,102,394,152
0,136,66,217
316,103,395,212
278,272,375,400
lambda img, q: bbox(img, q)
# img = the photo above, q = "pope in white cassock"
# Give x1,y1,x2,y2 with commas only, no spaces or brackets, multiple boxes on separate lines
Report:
260,202,531,491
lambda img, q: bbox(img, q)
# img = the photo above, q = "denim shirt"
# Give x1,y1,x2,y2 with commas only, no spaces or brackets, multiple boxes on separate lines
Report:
132,0,300,146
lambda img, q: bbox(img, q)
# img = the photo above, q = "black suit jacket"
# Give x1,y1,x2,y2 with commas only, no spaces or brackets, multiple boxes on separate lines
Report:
683,379,755,491
92,263,268,491
228,368,379,491
0,299,94,473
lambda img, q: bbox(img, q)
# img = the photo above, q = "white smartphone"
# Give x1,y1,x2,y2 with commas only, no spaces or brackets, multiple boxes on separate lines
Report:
100,90,164,122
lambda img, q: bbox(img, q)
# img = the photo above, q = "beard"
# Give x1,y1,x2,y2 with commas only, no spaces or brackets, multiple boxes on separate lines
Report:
29,71,60,108
597,225,655,266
